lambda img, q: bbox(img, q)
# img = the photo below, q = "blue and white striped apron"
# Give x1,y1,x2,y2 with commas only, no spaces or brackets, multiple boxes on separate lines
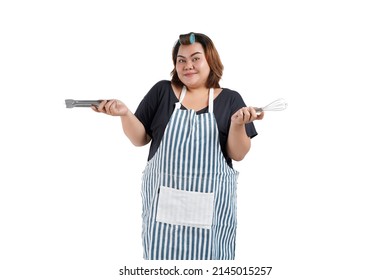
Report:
141,86,239,260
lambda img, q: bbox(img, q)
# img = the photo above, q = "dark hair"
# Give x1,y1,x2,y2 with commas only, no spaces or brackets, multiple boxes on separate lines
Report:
171,32,224,88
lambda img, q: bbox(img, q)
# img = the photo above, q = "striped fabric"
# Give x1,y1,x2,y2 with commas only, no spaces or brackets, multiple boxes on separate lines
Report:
141,87,239,260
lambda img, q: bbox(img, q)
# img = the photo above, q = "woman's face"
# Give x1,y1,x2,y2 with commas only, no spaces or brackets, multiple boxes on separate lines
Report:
176,42,211,89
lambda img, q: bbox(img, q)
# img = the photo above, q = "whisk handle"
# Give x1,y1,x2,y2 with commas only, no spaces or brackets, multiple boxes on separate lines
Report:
254,107,263,115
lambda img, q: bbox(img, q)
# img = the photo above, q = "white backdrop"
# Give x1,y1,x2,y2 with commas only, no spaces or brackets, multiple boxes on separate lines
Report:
1,0,389,279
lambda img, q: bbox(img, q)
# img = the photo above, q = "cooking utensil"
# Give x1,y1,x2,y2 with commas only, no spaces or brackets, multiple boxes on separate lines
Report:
255,98,288,114
65,99,102,108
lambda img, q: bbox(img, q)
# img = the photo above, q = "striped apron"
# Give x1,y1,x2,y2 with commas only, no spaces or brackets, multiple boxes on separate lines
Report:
141,86,238,260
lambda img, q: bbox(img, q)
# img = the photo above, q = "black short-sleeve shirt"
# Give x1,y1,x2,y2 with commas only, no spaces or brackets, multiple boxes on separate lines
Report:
134,80,257,168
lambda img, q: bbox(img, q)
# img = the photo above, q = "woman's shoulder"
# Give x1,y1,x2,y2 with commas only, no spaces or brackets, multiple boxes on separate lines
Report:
221,86,242,94
219,87,244,102
145,80,173,99
150,80,172,91
216,87,249,112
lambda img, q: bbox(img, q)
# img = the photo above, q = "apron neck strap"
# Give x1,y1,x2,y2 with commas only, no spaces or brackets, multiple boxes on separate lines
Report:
175,86,187,109
176,86,214,113
208,88,214,114
179,86,187,103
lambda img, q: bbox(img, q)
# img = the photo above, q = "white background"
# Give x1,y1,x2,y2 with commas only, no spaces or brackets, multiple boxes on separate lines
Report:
1,0,389,279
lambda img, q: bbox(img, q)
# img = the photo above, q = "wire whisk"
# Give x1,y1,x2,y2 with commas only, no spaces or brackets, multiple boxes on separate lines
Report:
255,98,288,114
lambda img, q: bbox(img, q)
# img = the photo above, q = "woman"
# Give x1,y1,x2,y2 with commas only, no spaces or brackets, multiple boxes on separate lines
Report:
92,32,264,260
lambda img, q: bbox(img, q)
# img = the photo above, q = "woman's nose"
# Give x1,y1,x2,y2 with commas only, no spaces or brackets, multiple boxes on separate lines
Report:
184,61,194,70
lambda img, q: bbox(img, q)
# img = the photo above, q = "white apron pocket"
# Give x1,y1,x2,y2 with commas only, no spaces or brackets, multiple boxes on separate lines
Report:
156,186,214,229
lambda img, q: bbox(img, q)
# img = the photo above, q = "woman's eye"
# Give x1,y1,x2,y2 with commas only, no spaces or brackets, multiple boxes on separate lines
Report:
178,59,185,63
192,57,200,62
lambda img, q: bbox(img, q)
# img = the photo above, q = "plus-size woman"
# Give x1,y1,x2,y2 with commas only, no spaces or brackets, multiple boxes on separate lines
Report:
92,32,264,260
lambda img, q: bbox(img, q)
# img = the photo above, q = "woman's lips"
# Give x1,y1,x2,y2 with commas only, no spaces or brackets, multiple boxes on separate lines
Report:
184,72,197,77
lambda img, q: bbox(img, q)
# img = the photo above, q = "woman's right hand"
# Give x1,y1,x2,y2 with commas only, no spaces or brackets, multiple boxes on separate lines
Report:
92,99,129,116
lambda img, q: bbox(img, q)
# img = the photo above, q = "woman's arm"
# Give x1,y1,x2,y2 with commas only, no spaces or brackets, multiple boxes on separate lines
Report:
120,110,151,146
92,99,151,146
227,107,264,161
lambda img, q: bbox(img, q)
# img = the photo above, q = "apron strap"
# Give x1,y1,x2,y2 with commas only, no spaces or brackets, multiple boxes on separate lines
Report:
175,86,187,109
208,88,214,114
175,86,214,113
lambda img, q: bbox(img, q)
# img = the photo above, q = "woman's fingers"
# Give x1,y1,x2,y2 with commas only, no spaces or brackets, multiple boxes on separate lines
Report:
240,107,254,123
96,100,108,113
91,99,116,115
232,107,264,124
256,111,265,120
105,99,117,115
91,99,128,116
248,107,258,122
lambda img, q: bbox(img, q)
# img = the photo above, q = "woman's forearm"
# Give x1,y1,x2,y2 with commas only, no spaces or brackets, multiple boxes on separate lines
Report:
227,123,251,161
92,99,151,147
120,111,151,146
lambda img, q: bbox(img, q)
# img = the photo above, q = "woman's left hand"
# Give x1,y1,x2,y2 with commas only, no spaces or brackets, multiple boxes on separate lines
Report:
231,107,264,125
